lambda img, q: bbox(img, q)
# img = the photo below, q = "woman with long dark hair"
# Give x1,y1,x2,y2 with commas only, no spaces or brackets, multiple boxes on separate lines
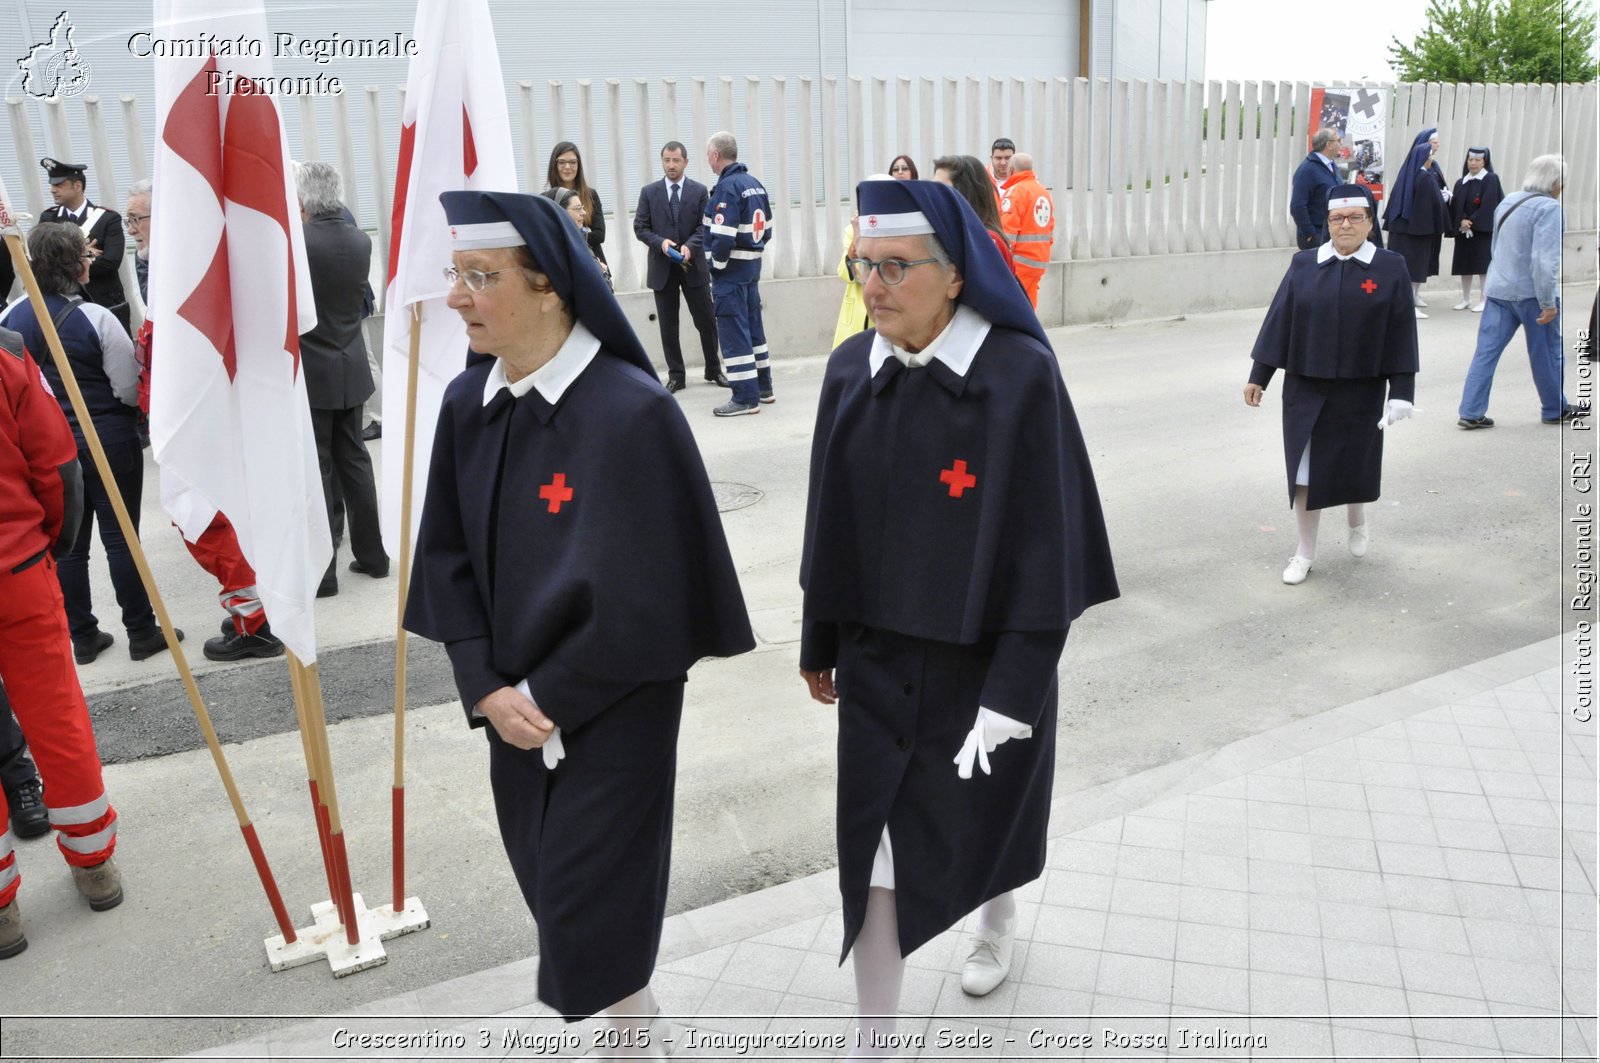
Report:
888,154,918,180
545,141,606,266
932,154,1017,275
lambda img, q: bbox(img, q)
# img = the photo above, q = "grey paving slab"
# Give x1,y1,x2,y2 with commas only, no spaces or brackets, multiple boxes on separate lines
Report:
165,638,1599,1062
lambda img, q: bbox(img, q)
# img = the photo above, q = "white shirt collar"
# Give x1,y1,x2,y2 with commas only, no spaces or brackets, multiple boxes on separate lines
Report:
1319,153,1336,171
1317,240,1377,264
867,303,992,377
481,321,601,406
1461,169,1487,182
665,177,681,191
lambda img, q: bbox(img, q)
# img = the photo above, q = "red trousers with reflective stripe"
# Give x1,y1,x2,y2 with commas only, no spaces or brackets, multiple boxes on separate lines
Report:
0,555,118,907
181,513,264,636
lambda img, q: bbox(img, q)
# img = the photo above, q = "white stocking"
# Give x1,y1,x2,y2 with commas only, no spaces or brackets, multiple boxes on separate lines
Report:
1293,487,1320,560
848,887,906,1058
603,985,661,1058
1460,275,1473,300
976,891,1016,936
1346,502,1366,529
1412,282,1425,306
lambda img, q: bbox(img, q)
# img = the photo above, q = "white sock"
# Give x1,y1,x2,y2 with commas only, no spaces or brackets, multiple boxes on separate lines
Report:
848,887,905,1059
1347,502,1366,529
1460,277,1472,301
976,891,1016,937
1294,487,1320,560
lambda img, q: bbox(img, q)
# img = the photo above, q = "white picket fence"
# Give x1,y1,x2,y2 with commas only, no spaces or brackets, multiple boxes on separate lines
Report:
5,77,1593,295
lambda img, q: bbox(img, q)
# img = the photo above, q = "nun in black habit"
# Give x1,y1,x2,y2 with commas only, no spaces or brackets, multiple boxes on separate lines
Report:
799,179,1118,1043
404,191,754,1034
1383,127,1450,315
1245,185,1420,586
1448,147,1504,309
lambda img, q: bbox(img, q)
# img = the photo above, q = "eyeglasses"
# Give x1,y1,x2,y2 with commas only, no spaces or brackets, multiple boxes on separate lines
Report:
124,212,151,230
1326,213,1369,227
555,159,579,168
848,257,942,285
443,266,517,292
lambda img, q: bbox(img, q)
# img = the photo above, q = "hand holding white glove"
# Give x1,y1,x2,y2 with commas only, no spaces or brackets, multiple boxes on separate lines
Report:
1376,399,1414,430
953,707,1033,779
515,679,566,769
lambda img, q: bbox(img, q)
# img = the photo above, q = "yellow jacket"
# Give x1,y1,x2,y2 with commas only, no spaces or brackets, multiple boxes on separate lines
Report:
832,224,872,348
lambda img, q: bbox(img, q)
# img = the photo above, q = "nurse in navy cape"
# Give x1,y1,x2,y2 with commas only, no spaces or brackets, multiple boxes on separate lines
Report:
799,178,1118,1032
403,190,755,1027
1245,185,1419,586
1383,127,1450,310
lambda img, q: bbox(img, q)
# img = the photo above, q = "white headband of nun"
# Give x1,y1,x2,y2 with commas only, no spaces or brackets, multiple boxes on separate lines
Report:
448,220,524,250
856,211,934,238
1327,196,1368,210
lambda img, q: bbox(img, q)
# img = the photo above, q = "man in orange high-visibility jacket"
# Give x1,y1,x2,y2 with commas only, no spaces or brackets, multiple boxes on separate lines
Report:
999,153,1054,308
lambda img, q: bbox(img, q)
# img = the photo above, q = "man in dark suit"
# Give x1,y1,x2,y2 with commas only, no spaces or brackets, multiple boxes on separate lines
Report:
1289,130,1342,250
633,141,725,393
37,159,129,334
296,162,388,597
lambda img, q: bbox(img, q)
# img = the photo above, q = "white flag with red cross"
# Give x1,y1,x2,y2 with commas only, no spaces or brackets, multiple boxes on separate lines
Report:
147,0,330,661
380,0,516,554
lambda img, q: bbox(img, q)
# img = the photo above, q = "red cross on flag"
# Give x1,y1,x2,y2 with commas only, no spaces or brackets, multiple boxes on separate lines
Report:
380,0,516,555
148,0,328,661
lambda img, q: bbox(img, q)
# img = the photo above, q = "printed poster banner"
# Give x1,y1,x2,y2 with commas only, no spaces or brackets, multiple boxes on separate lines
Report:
1310,85,1389,202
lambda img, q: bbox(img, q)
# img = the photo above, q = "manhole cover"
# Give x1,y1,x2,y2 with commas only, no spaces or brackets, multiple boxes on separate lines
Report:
711,481,763,513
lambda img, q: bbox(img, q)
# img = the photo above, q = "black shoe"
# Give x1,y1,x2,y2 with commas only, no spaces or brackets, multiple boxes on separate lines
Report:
317,574,339,598
665,379,686,394
349,558,390,578
1543,404,1590,424
7,778,50,840
129,627,183,661
361,421,382,441
706,373,731,388
1457,416,1495,429
73,631,114,665
204,623,286,662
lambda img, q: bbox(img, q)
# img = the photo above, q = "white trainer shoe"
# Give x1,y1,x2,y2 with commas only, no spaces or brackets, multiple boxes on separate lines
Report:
1348,525,1369,558
960,924,1015,996
1282,555,1313,585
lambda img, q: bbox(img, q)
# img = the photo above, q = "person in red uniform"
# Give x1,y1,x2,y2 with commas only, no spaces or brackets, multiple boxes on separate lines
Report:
0,322,124,960
125,179,283,662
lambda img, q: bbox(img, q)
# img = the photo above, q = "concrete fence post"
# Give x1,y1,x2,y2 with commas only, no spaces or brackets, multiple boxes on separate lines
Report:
769,76,797,279
602,80,635,288
297,96,319,161
333,91,361,223
518,81,539,192
797,77,821,278
365,86,391,274
821,76,843,272
120,95,148,184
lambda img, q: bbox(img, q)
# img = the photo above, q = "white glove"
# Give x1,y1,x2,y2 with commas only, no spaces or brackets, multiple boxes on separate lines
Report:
515,679,566,770
1441,186,1452,203
953,707,1033,779
1377,399,1414,430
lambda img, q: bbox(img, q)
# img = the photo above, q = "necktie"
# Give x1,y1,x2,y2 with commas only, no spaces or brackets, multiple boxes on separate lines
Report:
669,183,680,225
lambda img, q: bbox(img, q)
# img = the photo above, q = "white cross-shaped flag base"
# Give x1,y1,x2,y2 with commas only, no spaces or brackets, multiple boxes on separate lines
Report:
264,894,430,977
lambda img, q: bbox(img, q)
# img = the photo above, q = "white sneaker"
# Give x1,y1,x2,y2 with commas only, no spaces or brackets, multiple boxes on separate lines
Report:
1452,299,1471,311
1414,308,1429,319
1348,524,1369,558
1282,555,1313,585
960,924,1015,996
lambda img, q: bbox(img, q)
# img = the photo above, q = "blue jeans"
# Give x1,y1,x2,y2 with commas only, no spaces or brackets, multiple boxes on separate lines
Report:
1458,297,1567,421
56,437,158,643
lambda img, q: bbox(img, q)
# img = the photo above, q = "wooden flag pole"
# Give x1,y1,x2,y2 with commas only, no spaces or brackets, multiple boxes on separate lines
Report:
390,304,423,913
1,230,297,943
285,653,337,906
296,656,360,944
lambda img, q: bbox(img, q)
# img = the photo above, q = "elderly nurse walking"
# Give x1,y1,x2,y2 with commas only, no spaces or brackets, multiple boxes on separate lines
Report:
1245,185,1420,585
799,179,1118,1050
